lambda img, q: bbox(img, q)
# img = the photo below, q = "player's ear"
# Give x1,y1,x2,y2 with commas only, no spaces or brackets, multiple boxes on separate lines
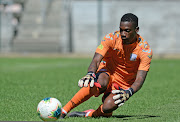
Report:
135,27,139,33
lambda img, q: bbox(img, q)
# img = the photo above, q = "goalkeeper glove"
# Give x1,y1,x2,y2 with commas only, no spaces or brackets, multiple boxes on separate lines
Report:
78,71,96,87
112,88,134,107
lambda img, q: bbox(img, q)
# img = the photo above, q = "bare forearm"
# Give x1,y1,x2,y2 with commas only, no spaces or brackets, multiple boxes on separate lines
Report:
131,77,144,93
88,61,99,73
131,70,147,93
88,53,103,73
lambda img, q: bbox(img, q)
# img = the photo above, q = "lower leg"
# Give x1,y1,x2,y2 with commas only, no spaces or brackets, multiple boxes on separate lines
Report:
62,85,100,114
88,93,118,117
63,72,109,114
88,104,113,117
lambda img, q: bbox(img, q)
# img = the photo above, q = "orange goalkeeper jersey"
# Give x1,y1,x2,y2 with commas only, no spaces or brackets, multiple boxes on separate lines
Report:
96,31,153,89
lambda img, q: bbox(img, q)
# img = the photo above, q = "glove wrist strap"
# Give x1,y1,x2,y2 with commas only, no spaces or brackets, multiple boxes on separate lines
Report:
128,88,134,96
87,71,94,74
87,71,96,78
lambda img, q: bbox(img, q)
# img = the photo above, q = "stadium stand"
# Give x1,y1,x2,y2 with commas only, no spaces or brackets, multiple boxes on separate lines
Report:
12,0,63,53
1,0,179,55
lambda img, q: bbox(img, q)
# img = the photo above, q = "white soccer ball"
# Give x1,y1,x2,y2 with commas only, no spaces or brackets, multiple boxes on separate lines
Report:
37,97,62,121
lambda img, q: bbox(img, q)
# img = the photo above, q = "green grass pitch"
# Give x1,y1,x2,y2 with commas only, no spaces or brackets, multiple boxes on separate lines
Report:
0,57,180,121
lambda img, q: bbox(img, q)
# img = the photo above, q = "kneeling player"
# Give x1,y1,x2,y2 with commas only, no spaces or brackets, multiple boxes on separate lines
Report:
60,13,152,118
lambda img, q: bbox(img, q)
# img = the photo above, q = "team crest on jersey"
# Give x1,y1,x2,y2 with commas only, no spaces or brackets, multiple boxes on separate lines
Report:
130,53,137,61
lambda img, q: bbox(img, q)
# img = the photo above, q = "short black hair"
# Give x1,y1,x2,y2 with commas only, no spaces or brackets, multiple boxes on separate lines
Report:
121,13,138,28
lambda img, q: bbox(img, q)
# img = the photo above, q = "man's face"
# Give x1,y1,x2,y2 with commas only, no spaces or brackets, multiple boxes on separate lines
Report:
119,21,139,44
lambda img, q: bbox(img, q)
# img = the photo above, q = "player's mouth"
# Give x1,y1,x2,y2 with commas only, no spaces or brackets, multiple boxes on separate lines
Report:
121,36,127,40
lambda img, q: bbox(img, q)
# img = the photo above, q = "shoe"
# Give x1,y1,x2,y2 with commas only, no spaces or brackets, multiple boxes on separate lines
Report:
59,113,66,119
67,109,95,118
59,108,67,119
66,111,86,117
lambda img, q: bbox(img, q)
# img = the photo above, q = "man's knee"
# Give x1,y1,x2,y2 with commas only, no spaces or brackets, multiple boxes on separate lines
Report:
102,93,118,113
97,72,109,91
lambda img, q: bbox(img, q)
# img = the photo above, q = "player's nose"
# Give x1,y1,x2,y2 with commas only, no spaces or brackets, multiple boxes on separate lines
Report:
120,31,126,37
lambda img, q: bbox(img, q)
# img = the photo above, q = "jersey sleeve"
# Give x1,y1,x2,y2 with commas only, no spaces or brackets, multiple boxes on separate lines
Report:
138,44,153,71
95,33,114,56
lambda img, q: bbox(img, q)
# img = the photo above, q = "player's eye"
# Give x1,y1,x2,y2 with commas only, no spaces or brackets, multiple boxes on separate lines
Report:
125,29,130,33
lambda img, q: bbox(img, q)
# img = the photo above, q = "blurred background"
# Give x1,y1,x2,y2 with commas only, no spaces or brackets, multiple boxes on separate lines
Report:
0,0,179,57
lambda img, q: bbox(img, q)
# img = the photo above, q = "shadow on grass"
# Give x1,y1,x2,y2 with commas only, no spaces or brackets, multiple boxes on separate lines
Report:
112,115,160,120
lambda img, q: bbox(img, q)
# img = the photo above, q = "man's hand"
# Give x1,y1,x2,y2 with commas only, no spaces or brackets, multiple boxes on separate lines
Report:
78,72,96,87
112,88,134,107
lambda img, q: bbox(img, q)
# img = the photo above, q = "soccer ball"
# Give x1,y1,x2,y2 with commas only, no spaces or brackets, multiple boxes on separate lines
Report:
37,97,62,121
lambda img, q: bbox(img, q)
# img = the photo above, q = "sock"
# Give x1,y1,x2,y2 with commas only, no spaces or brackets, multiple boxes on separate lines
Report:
63,85,100,113
88,104,112,117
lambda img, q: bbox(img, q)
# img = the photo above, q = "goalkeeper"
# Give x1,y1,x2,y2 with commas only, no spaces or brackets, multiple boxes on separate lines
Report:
60,13,153,118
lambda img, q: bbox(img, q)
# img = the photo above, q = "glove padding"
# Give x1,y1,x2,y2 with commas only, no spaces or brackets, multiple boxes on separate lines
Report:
112,88,134,107
78,72,96,87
